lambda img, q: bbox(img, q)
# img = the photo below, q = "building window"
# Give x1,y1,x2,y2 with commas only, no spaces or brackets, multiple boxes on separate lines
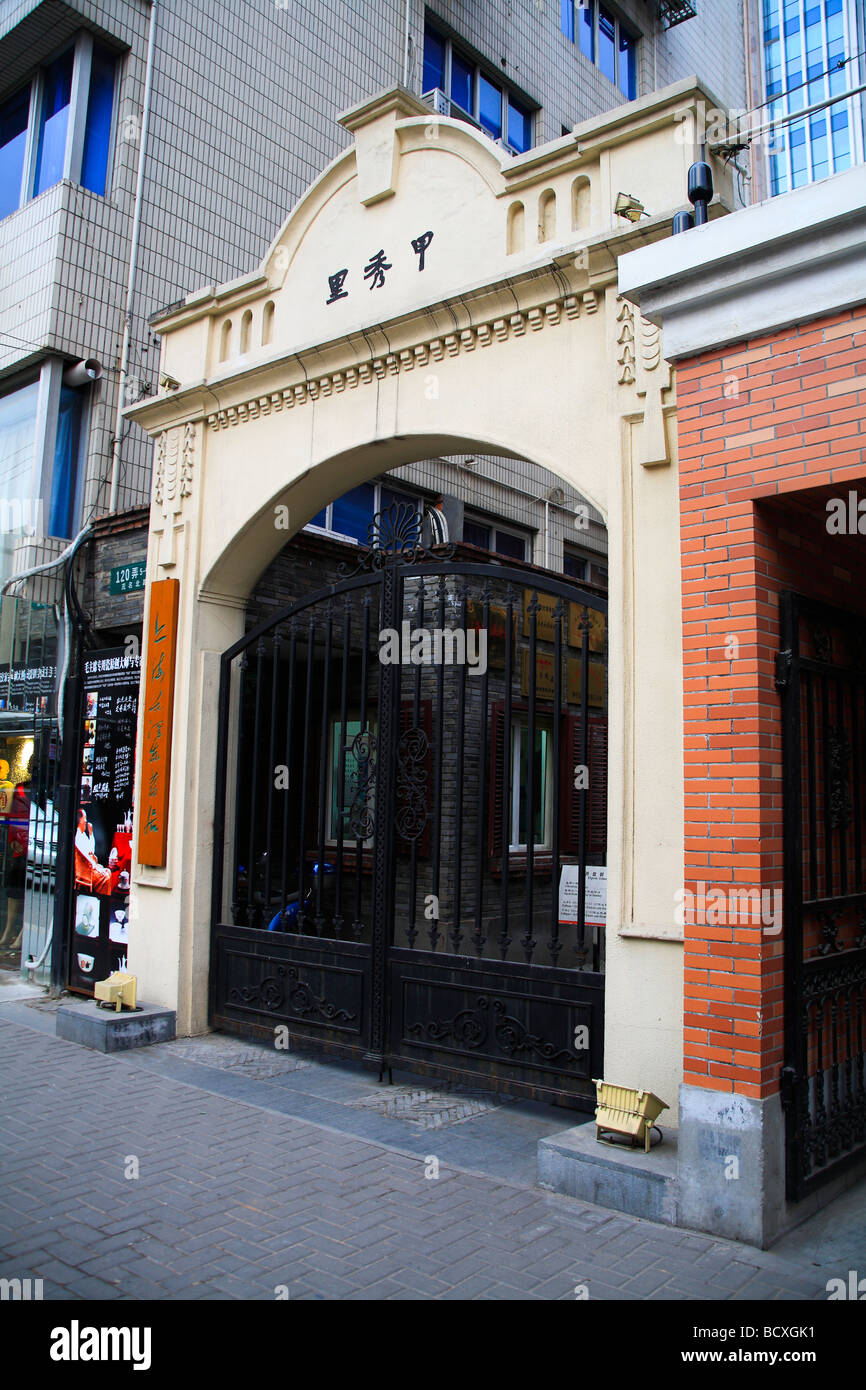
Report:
327,717,376,843
762,0,863,195
421,23,536,154
561,2,638,100
307,482,422,545
463,517,529,562
0,365,89,579
488,704,608,863
564,545,608,589
510,723,552,850
0,33,118,221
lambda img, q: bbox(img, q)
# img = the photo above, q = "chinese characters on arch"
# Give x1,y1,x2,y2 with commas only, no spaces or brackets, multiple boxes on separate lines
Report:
137,579,180,869
326,231,434,304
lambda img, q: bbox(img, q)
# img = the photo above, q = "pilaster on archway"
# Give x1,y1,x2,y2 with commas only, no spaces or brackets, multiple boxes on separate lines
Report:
125,77,734,1106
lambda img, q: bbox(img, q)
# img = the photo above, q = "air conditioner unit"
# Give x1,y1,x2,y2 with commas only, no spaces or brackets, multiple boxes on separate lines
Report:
422,87,449,116
658,0,697,27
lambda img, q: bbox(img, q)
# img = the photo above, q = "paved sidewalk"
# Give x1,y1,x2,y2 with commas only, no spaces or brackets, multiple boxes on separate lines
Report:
0,1002,860,1301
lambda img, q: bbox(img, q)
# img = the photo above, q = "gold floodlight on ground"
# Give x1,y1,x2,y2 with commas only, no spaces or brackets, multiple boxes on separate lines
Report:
594,1079,669,1152
94,972,137,1012
614,192,646,222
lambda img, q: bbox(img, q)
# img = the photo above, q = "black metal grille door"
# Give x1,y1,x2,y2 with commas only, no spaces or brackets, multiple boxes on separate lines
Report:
210,506,606,1107
777,591,866,1200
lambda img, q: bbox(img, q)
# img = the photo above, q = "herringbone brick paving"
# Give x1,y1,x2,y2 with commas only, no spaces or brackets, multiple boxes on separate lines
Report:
0,1012,849,1300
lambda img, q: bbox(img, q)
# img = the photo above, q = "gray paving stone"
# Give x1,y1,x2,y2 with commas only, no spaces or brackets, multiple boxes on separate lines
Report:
0,1011,859,1303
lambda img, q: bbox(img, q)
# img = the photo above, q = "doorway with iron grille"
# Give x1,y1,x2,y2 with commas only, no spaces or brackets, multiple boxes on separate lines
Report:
210,501,607,1108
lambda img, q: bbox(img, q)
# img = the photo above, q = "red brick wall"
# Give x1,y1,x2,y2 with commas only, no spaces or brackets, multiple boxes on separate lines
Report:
676,307,866,1098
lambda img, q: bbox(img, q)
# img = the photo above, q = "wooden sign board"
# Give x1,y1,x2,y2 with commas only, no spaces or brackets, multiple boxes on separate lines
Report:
137,579,180,867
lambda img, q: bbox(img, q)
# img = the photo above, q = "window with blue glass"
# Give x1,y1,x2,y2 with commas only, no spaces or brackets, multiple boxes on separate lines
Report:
0,87,30,220
305,482,422,545
421,24,535,153
49,385,85,539
560,2,638,100
34,51,74,196
0,35,117,221
81,46,117,196
450,52,473,115
761,0,863,195
0,364,92,578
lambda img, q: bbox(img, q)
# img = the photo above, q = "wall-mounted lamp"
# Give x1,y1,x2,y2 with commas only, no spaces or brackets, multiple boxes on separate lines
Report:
614,192,647,223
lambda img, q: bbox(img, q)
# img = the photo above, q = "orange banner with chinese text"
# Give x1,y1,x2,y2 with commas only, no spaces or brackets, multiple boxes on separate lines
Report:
137,579,179,867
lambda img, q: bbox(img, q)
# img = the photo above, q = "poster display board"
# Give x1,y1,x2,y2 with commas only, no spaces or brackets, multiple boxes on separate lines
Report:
70,649,140,995
558,863,607,928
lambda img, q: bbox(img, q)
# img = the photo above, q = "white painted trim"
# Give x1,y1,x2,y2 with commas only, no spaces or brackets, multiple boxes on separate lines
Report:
618,162,866,358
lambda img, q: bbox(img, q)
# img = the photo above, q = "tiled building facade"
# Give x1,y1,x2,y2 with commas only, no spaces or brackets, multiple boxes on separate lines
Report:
0,0,749,567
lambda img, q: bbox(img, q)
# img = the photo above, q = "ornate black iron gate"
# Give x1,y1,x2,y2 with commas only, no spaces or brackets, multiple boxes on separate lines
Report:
210,506,606,1107
777,591,866,1200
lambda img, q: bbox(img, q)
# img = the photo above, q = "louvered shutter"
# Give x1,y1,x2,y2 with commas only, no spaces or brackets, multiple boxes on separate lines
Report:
488,702,506,858
560,713,607,858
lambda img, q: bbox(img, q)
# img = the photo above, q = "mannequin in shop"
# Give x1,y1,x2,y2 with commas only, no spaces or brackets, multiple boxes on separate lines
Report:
0,772,28,949
0,758,13,816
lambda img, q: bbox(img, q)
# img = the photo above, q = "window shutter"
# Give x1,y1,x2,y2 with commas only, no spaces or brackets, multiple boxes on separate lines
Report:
488,702,506,858
561,712,607,858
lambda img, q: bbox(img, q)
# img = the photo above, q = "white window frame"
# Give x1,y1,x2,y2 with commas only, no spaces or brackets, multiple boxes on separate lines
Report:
463,512,531,561
509,721,553,852
304,482,422,546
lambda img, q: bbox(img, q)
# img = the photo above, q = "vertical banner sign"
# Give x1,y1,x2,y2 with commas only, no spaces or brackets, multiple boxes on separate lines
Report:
137,579,180,867
70,648,141,994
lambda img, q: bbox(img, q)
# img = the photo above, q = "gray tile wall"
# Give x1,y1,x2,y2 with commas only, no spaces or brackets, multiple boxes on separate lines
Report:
0,0,747,542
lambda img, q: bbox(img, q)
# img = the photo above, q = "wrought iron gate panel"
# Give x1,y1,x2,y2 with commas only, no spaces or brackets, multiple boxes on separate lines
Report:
778,591,866,1200
211,505,607,1106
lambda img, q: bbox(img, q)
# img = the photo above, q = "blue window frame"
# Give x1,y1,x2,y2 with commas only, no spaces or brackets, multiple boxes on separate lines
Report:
331,482,376,543
562,3,638,100
422,24,535,154
306,482,423,546
422,27,445,94
450,52,473,115
81,46,116,196
49,385,85,539
0,87,30,220
761,0,862,194
478,73,503,139
618,27,637,100
34,50,74,196
598,6,616,84
0,35,117,220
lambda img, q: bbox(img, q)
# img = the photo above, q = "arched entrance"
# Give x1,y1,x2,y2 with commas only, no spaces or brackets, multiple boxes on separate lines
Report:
211,497,606,1104
126,81,715,1113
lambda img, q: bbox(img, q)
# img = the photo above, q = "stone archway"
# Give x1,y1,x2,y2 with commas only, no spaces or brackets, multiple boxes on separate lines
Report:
126,79,731,1110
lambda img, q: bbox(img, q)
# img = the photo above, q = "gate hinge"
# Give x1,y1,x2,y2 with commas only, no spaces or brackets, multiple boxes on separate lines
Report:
774,649,793,690
780,1065,798,1109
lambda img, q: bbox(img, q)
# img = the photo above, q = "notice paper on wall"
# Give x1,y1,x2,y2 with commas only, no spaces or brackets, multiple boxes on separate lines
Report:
559,864,607,927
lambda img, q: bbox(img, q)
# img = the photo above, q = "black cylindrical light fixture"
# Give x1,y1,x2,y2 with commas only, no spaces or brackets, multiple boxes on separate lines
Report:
672,210,695,235
687,160,713,225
